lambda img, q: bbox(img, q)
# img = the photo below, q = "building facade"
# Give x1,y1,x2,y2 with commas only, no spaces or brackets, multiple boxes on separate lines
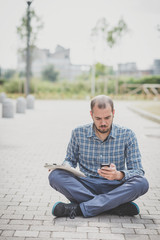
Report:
153,59,160,75
17,45,90,81
117,61,160,77
117,62,138,76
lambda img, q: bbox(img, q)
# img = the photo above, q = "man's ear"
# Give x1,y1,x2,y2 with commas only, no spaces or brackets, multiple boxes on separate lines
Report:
113,109,115,117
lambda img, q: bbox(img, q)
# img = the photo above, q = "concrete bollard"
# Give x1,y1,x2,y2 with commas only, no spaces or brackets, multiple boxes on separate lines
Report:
0,92,6,103
2,98,14,118
26,95,35,109
16,97,26,113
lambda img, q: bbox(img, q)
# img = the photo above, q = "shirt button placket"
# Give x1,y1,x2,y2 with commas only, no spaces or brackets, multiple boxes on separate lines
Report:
100,142,104,162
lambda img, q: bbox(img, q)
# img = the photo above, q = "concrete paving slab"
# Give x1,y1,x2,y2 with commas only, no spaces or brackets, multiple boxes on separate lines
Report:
0,100,160,240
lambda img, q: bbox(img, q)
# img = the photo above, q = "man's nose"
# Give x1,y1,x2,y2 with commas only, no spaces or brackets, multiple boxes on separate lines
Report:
101,119,106,125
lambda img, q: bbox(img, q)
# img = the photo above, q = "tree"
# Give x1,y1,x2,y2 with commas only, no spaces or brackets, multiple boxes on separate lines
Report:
17,6,43,95
42,65,59,82
90,17,128,95
17,7,44,70
91,17,128,49
17,7,43,49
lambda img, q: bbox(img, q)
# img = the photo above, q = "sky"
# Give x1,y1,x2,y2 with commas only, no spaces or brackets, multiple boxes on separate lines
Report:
0,0,160,70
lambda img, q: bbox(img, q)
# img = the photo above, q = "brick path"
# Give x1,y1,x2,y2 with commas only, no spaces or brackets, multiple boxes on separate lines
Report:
0,99,160,240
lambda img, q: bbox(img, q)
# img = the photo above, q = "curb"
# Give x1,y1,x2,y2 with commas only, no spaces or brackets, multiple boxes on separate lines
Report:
127,105,160,124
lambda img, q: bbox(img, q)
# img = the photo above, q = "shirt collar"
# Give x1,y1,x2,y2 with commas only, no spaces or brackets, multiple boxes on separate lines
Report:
109,124,116,139
87,123,95,138
87,123,116,139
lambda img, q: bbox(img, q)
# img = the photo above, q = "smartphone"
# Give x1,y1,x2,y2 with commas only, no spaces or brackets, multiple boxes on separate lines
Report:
101,163,110,168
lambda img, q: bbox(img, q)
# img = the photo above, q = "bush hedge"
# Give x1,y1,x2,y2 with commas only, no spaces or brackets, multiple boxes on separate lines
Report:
0,75,160,99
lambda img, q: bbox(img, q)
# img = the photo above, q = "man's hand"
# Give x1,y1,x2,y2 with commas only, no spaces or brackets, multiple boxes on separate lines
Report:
98,163,124,180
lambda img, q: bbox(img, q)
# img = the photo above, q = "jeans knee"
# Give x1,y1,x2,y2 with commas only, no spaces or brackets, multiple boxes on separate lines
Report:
134,176,149,195
48,169,61,188
141,177,149,194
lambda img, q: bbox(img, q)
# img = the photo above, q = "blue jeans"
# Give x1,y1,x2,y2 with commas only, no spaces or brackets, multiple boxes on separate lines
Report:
48,169,149,217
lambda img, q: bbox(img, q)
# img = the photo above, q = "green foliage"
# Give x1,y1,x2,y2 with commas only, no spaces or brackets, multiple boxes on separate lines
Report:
95,63,107,77
76,72,91,81
107,18,128,48
132,76,160,84
91,17,128,49
42,65,59,82
3,79,25,93
1,75,160,99
3,69,16,79
0,79,5,85
17,8,43,47
91,17,108,39
17,6,44,76
30,79,91,99
0,69,16,84
117,76,160,86
95,63,114,77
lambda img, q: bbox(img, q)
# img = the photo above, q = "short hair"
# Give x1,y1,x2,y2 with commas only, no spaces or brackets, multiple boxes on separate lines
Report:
90,95,114,112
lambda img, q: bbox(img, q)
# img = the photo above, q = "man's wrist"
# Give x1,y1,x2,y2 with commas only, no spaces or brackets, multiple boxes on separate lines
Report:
116,171,125,180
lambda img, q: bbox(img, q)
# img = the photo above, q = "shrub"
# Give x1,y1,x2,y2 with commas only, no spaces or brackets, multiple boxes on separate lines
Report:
4,78,25,93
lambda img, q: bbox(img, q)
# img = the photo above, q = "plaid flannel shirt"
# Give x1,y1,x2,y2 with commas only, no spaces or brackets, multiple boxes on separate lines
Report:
63,123,144,180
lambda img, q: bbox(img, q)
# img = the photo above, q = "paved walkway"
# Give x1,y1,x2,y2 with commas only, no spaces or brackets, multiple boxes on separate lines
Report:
0,99,160,240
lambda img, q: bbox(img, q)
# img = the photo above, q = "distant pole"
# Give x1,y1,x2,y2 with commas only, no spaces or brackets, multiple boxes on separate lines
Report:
91,63,95,96
115,71,119,95
26,1,32,96
91,45,96,97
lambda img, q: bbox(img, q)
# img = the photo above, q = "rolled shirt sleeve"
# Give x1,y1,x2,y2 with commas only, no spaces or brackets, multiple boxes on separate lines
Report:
63,130,79,168
121,130,145,180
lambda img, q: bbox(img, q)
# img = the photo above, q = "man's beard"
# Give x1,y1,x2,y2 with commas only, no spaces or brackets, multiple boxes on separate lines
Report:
94,123,111,134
